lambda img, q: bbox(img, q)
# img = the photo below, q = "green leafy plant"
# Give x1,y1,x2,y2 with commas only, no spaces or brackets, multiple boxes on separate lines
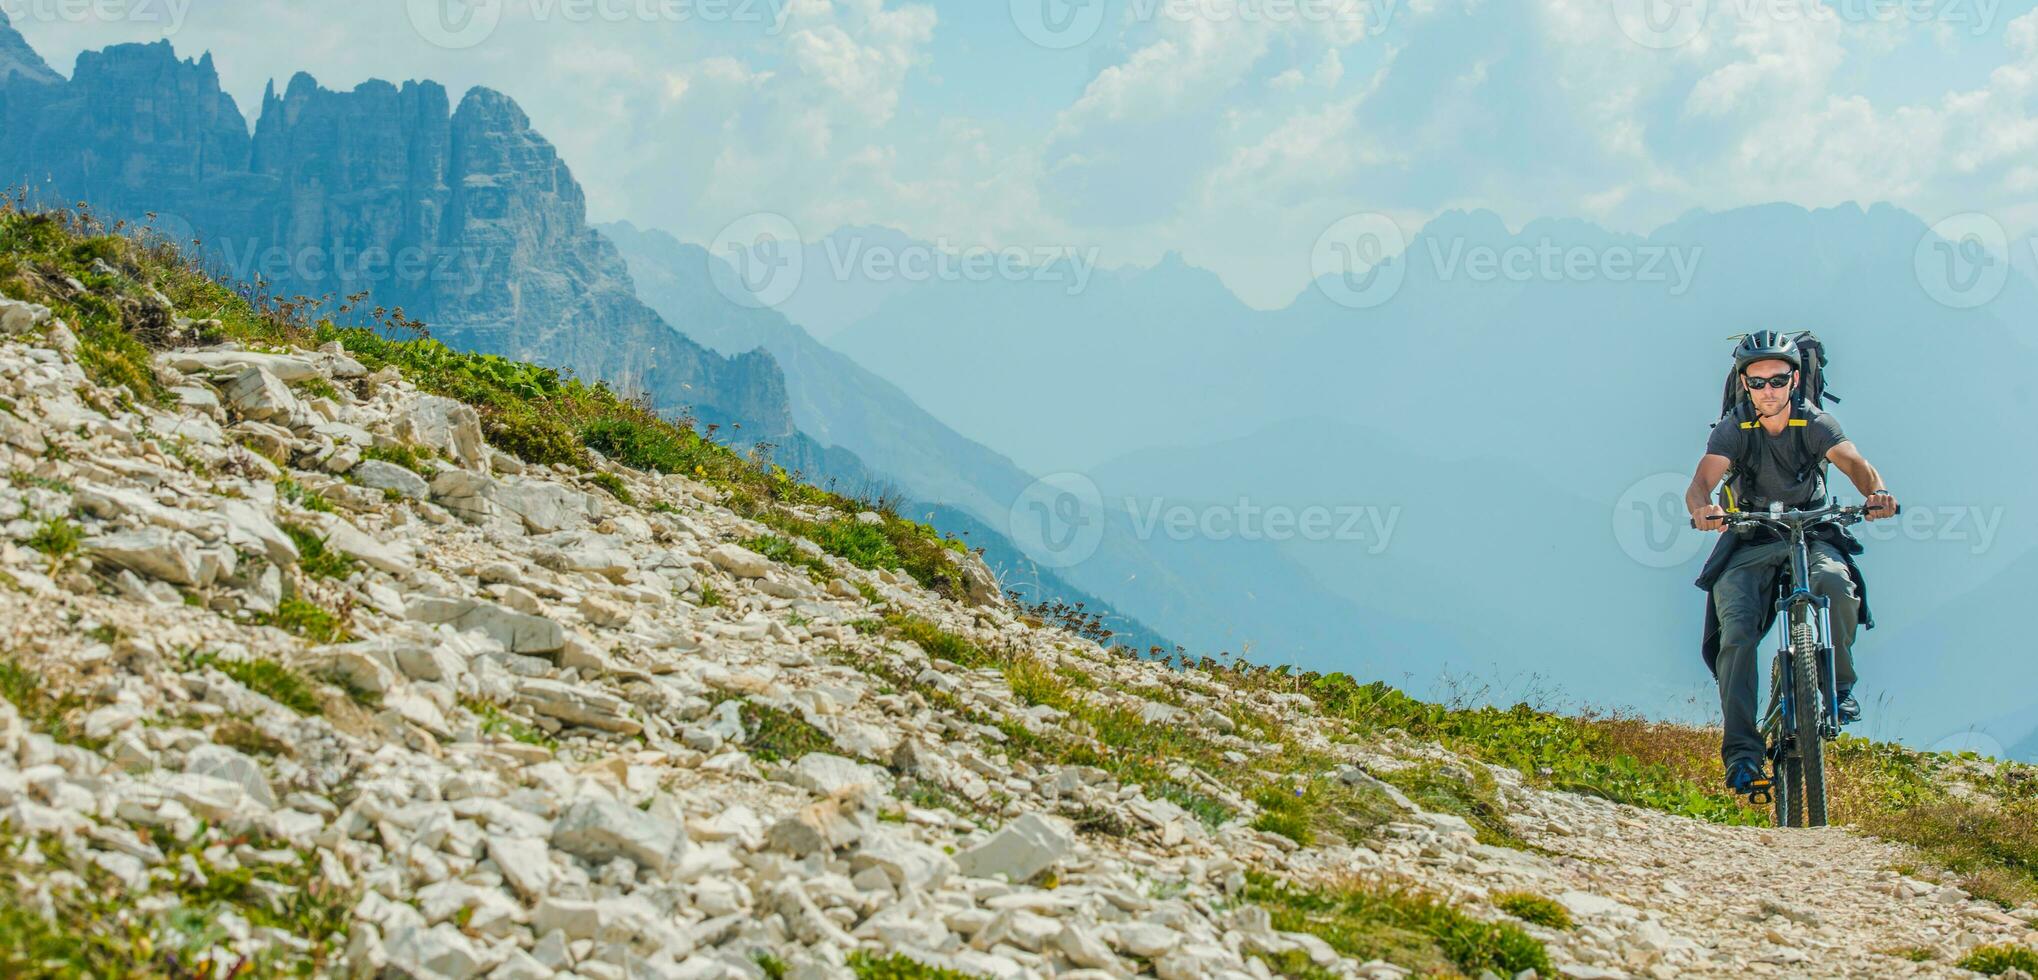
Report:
1244,872,1550,978
1493,892,1574,930
279,522,358,581
24,516,83,559
264,596,350,645
182,650,322,715
736,701,836,763
1958,944,2038,976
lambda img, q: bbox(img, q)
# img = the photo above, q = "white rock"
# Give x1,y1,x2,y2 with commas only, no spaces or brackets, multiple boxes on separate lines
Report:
0,296,53,334
84,528,207,587
954,813,1074,883
493,478,600,534
516,679,641,734
488,834,556,902
707,543,772,579
791,752,890,800
551,796,686,872
384,922,485,979
353,458,431,500
408,595,565,655
222,365,304,425
184,744,278,808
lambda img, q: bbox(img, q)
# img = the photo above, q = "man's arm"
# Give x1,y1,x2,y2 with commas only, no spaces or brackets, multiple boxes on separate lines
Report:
1686,454,1732,532
1826,441,1898,519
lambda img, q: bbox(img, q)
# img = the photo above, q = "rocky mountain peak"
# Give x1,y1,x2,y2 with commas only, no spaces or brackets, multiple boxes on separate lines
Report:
0,10,61,85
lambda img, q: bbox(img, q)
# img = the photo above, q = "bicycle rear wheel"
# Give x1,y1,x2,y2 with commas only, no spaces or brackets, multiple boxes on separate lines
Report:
1790,619,1829,827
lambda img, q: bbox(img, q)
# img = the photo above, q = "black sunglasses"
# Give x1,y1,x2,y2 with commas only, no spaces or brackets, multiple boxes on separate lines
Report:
1743,372,1795,390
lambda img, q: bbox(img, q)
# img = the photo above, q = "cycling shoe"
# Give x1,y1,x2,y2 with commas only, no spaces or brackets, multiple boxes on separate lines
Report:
1726,759,1765,795
1838,690,1861,725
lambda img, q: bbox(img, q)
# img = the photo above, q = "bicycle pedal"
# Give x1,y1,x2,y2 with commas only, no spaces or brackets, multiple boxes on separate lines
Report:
1749,788,1772,805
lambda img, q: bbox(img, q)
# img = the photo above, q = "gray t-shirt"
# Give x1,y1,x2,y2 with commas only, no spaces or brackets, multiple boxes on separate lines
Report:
1706,405,1848,508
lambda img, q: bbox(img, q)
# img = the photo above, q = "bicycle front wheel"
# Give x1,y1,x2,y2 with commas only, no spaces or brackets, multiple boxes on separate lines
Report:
1790,619,1829,827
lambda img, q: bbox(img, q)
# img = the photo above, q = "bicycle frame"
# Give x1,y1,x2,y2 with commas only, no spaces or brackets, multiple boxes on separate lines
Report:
1770,521,1840,742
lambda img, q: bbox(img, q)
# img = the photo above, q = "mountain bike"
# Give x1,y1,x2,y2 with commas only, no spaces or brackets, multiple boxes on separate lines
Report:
1697,501,1895,828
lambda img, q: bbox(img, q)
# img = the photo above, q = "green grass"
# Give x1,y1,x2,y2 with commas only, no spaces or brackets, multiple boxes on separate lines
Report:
885,613,997,669
0,660,102,749
588,471,633,505
743,533,832,583
265,596,350,644
846,951,977,979
1250,776,1404,849
735,701,836,763
0,828,353,977
1492,891,1573,930
1958,944,2038,976
182,650,322,715
1244,871,1550,978
1377,762,1528,850
1301,675,1764,826
696,584,725,608
464,698,555,749
4,203,974,603
24,516,83,560
213,719,292,758
359,442,438,477
278,522,358,581
276,476,333,513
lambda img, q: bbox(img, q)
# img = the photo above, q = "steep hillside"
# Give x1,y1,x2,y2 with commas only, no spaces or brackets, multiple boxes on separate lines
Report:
0,29,785,438
2,210,2036,978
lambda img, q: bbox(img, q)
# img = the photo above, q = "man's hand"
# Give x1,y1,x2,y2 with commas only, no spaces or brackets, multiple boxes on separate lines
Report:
1866,490,1898,520
1691,503,1728,532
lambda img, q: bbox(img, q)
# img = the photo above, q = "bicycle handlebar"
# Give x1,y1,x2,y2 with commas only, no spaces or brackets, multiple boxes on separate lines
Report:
1688,501,1901,530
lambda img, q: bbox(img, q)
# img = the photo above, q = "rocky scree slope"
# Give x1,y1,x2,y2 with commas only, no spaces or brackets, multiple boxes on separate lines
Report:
0,255,2036,979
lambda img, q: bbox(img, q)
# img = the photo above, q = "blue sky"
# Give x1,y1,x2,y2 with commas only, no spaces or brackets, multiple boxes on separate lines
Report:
12,0,2038,306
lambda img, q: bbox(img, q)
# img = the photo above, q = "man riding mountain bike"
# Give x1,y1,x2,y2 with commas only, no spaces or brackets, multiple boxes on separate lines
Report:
1685,331,1899,797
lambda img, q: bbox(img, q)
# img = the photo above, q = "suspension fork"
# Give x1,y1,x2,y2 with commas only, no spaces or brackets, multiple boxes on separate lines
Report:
1785,527,1838,727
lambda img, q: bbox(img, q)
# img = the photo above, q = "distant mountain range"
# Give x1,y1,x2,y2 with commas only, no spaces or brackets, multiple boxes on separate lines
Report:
751,205,2038,756
0,19,1180,651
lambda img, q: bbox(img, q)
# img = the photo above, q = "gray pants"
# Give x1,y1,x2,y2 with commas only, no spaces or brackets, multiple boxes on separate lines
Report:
1712,537,1860,769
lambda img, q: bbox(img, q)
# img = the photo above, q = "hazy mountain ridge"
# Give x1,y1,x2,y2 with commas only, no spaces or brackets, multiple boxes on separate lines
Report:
0,31,786,436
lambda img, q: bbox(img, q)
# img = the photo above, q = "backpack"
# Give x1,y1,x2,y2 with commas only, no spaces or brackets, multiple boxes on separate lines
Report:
1713,331,1841,512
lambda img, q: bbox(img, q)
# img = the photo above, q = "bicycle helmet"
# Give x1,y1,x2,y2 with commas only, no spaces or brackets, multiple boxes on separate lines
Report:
1733,330,1802,374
